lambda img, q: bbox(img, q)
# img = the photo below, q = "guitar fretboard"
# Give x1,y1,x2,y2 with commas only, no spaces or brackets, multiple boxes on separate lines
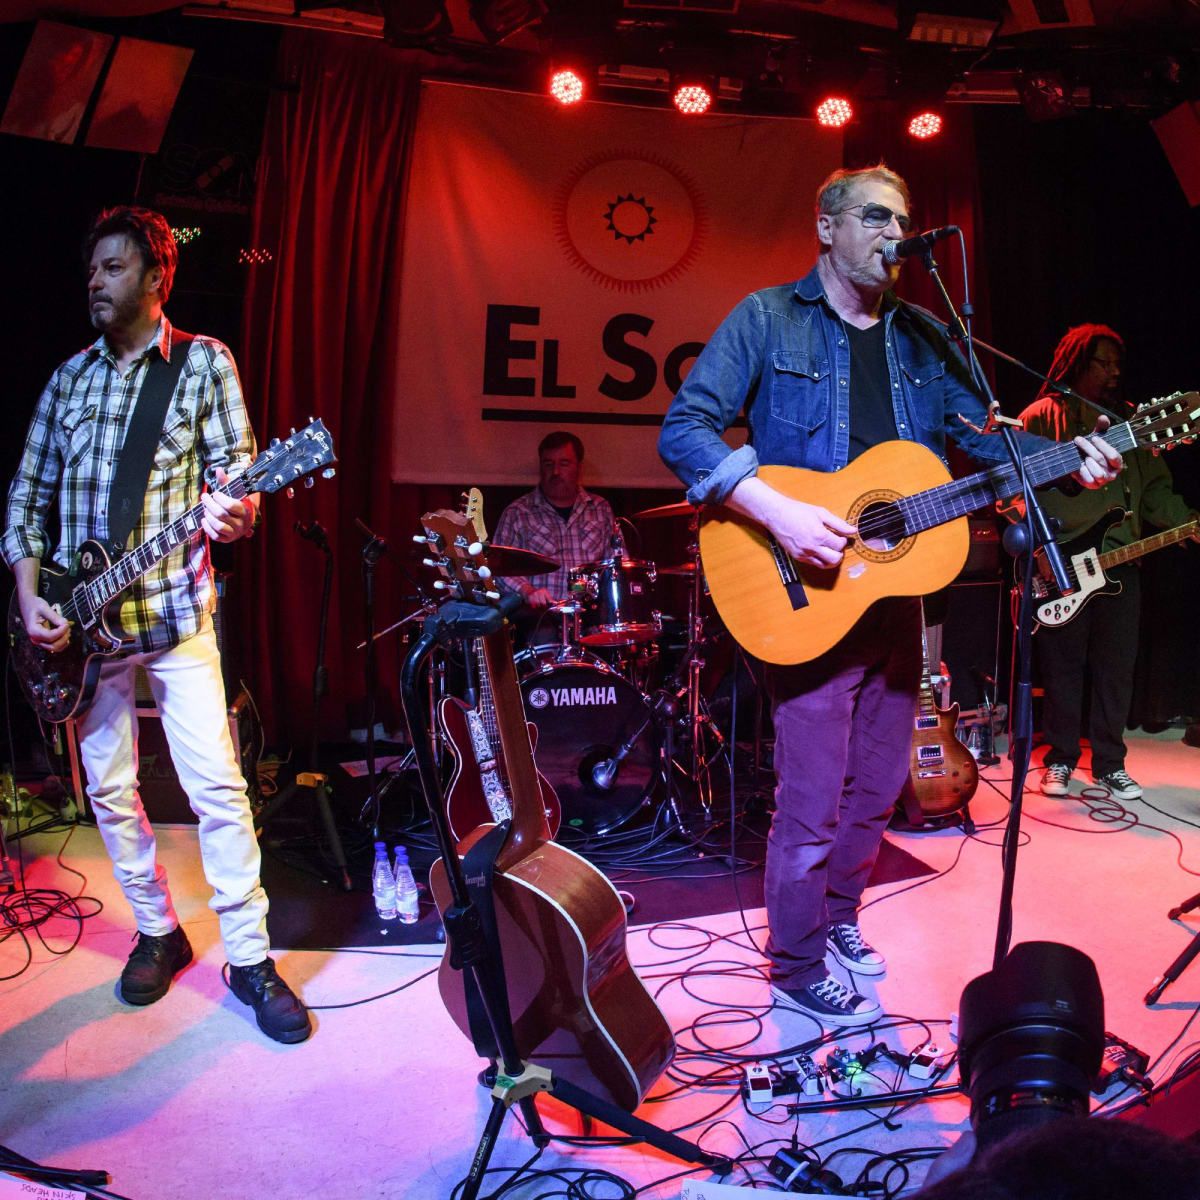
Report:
1099,520,1200,569
65,478,250,627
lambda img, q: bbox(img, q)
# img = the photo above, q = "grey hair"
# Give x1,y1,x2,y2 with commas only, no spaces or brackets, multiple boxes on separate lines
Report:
816,164,911,219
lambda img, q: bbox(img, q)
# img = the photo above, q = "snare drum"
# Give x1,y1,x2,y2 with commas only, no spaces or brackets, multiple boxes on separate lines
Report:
517,646,658,835
569,558,661,647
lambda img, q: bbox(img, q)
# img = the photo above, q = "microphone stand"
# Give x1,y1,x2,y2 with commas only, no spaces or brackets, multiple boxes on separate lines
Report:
911,241,1079,968
356,518,388,840
254,521,351,890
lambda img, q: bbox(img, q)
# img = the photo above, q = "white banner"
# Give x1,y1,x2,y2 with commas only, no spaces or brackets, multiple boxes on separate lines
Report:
393,81,840,488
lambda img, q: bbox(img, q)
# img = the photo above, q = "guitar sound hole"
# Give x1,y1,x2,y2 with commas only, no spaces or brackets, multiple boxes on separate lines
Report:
857,500,906,553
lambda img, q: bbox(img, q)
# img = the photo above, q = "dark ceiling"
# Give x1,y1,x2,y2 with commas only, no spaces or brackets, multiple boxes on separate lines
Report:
3,0,1198,117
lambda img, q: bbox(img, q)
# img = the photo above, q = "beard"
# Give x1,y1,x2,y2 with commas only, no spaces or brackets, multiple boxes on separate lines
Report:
89,291,143,333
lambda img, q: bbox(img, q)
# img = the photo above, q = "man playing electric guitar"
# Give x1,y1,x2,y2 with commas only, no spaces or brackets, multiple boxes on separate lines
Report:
659,165,1123,1028
2,207,310,1043
1019,324,1200,803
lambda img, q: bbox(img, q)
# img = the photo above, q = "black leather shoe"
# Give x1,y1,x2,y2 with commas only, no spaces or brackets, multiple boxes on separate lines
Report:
120,926,194,1005
227,958,312,1044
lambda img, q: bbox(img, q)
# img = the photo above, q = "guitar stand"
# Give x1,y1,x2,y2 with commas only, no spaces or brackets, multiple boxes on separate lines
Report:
399,600,731,1200
1145,891,1200,1005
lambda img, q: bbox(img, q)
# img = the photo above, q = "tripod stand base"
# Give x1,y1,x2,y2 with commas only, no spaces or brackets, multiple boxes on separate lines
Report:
460,1060,731,1200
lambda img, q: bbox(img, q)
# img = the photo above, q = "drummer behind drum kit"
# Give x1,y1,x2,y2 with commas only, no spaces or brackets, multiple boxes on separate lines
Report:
414,499,729,839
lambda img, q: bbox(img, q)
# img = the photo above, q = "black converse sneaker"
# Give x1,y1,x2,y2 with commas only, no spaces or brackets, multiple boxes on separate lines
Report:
827,922,886,976
1040,763,1073,797
771,975,881,1027
1094,769,1142,801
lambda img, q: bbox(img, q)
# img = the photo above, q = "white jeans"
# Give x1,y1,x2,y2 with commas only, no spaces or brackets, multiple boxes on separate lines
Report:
77,619,269,966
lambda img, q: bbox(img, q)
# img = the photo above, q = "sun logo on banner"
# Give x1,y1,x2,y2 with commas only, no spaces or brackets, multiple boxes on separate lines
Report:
554,150,707,292
605,194,657,243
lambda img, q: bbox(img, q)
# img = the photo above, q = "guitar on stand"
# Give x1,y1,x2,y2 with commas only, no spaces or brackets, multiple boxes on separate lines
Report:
401,499,724,1199
427,490,561,841
894,600,978,832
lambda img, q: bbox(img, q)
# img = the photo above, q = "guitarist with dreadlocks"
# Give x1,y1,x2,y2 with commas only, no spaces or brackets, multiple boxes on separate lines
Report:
1018,324,1200,804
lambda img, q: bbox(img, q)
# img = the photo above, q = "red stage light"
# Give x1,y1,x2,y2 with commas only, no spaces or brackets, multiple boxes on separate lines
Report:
673,83,713,116
908,110,944,140
549,67,584,106
816,96,853,127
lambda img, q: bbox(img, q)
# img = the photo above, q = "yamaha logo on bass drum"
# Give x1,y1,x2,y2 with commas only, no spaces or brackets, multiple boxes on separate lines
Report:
527,683,619,710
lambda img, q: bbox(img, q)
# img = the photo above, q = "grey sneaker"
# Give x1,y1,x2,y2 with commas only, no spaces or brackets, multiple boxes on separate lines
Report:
1040,763,1073,797
1094,769,1142,801
827,922,886,976
771,975,881,1027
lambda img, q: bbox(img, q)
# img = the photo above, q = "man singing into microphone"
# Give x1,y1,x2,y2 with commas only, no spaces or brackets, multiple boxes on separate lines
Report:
659,164,1123,1028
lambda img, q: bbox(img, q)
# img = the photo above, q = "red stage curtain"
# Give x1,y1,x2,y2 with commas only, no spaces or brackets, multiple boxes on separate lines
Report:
238,31,455,744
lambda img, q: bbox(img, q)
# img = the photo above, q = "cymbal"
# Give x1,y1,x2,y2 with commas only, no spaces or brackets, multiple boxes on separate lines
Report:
657,561,700,576
633,500,694,520
486,543,561,577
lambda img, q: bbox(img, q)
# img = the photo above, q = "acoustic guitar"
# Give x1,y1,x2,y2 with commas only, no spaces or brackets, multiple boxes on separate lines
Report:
8,420,337,723
897,601,978,825
421,504,674,1113
432,490,561,840
698,393,1200,664
1028,509,1200,629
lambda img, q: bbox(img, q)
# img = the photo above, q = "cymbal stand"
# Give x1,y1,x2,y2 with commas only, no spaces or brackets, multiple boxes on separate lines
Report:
670,517,725,813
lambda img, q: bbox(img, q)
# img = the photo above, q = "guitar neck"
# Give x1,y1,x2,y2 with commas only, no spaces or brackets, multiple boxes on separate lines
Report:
1098,519,1200,570
479,629,548,866
915,605,938,719
898,421,1138,535
473,639,509,791
87,479,250,610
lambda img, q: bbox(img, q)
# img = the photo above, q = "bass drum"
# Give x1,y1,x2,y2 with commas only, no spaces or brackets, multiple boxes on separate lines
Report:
517,647,658,836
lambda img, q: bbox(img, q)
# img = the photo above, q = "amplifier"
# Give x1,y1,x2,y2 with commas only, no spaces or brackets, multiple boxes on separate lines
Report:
67,683,259,826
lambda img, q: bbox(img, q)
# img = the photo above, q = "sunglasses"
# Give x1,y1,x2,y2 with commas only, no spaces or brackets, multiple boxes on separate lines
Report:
832,202,913,234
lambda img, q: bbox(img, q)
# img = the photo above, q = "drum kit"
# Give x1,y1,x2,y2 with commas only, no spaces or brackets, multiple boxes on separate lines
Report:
391,500,732,839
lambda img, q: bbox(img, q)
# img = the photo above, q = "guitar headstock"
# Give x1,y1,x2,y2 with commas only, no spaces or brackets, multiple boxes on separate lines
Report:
417,495,500,607
1130,392,1200,454
242,419,338,496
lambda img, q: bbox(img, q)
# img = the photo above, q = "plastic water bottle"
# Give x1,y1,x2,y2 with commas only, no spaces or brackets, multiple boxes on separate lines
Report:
393,846,420,925
372,841,397,920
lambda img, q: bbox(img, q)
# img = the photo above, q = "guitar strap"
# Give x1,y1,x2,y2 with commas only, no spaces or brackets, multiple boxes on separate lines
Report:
458,821,518,1062
106,331,193,555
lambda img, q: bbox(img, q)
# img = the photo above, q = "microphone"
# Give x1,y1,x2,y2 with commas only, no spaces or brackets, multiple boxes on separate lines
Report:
591,737,639,791
882,225,960,265
294,519,329,551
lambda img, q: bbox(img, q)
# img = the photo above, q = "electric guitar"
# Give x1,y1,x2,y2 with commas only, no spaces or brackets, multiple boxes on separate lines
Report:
420,503,674,1112
8,419,337,723
429,490,561,840
699,392,1200,664
897,602,978,824
1028,509,1200,628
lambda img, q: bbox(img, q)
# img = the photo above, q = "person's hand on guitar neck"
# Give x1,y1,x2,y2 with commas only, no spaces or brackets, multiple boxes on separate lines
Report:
201,467,259,542
13,558,71,654
729,476,858,568
1071,416,1124,489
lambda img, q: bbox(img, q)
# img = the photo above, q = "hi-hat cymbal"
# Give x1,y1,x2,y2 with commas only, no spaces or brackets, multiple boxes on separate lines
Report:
633,500,694,520
486,544,561,576
658,561,701,576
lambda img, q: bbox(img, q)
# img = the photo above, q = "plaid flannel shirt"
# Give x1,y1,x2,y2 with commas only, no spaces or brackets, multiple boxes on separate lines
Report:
2,318,256,655
492,487,616,600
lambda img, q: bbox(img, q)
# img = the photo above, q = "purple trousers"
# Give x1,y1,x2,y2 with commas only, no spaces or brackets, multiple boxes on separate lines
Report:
764,597,922,989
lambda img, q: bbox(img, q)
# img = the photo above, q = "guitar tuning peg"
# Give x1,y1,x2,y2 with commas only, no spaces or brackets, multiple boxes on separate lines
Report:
433,579,449,590
304,477,315,488
289,427,296,436
322,468,336,479
286,487,295,499
270,438,281,448
485,589,500,601
477,565,492,581
413,534,428,544
467,541,483,556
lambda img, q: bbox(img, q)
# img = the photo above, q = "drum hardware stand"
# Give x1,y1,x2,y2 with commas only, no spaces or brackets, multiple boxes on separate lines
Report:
253,520,351,891
1145,892,1200,1005
400,597,731,1199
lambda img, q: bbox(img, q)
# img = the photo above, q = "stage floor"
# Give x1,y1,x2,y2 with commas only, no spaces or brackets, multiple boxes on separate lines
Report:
3,729,1199,1199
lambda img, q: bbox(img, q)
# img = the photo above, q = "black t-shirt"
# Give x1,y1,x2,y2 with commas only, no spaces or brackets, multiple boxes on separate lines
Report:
845,319,897,462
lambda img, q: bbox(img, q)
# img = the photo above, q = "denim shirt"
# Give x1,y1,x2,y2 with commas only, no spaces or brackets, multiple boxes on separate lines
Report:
659,265,1054,505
